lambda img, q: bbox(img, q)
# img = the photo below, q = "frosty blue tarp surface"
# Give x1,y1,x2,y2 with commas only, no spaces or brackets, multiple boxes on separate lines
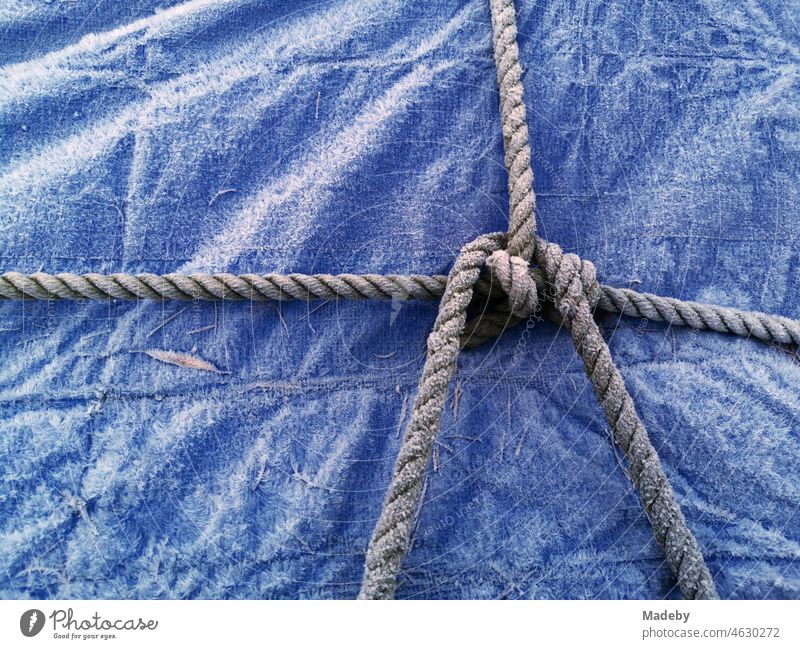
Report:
1,0,799,599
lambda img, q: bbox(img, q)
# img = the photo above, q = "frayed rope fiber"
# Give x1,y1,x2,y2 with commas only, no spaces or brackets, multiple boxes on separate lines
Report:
3,0,798,600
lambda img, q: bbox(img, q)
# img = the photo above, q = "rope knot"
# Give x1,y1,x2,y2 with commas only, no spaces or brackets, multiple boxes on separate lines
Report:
536,239,600,324
485,248,538,318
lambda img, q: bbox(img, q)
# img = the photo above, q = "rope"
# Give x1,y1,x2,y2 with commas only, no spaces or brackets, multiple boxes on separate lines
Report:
5,272,797,348
535,237,718,599
597,287,800,347
6,270,800,345
0,271,445,303
490,0,536,262
358,0,719,599
0,0,795,602
358,234,505,599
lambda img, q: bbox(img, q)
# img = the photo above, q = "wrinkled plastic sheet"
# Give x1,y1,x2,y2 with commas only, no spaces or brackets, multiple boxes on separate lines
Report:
1,0,799,599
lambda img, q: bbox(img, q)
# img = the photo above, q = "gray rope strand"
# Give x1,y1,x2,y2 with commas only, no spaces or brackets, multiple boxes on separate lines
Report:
598,285,800,347
537,239,719,599
464,0,536,341
490,0,536,262
358,234,507,599
3,270,799,349
0,271,446,303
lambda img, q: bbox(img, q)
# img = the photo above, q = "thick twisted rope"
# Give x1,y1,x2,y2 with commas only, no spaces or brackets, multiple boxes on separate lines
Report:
5,271,797,348
535,238,718,599
458,0,537,345
358,234,507,599
0,271,445,303
490,0,536,262
596,287,800,347
359,0,717,600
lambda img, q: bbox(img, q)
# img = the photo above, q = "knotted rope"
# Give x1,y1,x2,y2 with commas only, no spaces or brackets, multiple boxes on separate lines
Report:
358,233,506,599
359,0,718,600
1,0,797,601
490,0,536,264
358,233,718,599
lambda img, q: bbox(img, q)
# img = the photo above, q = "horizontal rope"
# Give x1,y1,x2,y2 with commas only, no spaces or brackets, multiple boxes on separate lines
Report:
3,270,798,348
0,271,447,303
597,286,800,347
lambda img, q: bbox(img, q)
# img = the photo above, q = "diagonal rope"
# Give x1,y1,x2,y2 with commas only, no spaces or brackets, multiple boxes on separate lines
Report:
357,234,506,599
535,237,719,599
488,0,718,599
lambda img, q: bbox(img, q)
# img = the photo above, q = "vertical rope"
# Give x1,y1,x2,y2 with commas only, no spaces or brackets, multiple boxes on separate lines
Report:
358,0,718,600
490,0,536,262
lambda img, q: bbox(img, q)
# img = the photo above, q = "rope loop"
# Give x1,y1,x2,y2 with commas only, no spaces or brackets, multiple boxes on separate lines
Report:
484,248,538,318
535,237,601,325
358,232,503,600
460,234,605,347
459,232,538,348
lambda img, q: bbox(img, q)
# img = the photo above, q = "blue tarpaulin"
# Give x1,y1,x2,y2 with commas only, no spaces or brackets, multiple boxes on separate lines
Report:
1,0,799,599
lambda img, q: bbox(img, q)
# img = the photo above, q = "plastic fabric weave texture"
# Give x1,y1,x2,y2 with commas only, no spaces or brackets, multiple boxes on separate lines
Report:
1,0,799,599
